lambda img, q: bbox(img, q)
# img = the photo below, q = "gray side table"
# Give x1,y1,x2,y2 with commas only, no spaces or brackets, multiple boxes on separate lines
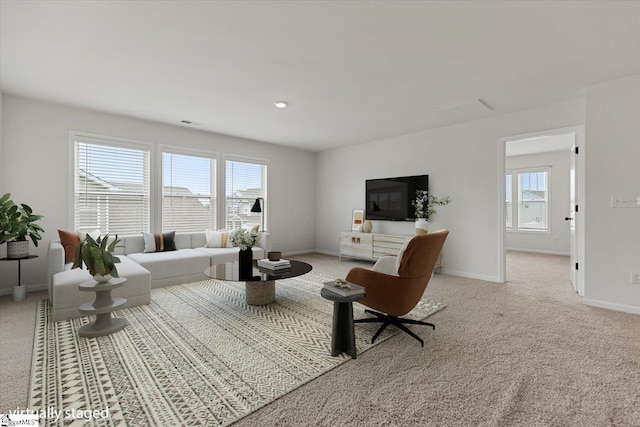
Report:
321,286,365,359
78,277,128,337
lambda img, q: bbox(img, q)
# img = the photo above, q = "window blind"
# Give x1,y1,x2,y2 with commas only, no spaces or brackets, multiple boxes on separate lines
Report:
225,159,267,231
74,139,150,235
163,152,216,232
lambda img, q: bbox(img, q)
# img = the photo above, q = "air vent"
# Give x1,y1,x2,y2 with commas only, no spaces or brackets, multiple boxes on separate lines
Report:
180,120,193,124
436,99,493,120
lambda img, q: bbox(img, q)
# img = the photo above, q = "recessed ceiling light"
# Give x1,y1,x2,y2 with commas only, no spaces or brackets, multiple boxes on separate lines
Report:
273,101,288,109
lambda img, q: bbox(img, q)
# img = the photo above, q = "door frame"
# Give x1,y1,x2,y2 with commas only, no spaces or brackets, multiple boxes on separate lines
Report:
498,125,585,295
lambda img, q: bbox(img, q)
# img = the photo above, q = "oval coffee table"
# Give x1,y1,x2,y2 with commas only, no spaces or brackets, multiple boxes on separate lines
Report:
204,260,312,305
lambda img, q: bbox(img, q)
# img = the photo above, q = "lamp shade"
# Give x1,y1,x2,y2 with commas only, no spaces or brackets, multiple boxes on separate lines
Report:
251,198,262,213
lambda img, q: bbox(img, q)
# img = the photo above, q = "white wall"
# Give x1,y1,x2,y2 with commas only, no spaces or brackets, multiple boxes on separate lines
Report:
0,95,316,294
0,91,3,192
584,74,640,314
316,99,585,282
506,150,571,255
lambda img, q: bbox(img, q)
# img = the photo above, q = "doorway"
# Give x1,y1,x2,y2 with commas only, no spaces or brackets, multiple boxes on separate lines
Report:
499,126,585,295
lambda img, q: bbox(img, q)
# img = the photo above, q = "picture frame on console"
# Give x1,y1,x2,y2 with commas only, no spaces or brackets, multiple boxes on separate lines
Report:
351,209,364,232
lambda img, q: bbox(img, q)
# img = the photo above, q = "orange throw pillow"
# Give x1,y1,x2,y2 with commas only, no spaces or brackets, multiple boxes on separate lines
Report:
58,229,80,263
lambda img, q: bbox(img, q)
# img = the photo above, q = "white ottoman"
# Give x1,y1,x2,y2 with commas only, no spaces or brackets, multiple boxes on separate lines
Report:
51,256,151,322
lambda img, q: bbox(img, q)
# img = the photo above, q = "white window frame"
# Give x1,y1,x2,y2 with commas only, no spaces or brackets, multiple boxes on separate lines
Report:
506,166,551,233
223,154,268,231
160,146,218,233
69,131,153,234
505,172,513,230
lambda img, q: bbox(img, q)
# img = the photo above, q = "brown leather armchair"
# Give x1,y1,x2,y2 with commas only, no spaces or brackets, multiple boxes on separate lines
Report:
346,230,449,347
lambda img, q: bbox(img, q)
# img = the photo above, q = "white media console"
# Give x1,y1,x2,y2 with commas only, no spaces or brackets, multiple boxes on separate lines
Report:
339,231,442,271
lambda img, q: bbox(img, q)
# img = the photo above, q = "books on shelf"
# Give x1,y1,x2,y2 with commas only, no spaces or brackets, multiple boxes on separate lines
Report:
257,259,291,270
322,280,365,297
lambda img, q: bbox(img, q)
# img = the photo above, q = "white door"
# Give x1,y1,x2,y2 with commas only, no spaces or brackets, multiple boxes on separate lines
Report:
568,143,578,291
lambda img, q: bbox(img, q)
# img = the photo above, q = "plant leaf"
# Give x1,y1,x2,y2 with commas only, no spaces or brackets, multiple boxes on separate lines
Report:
100,235,109,251
90,245,106,276
107,235,121,252
72,244,82,269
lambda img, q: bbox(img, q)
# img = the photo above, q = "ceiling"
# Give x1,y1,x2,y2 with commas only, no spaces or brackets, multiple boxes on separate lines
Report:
1,1,639,152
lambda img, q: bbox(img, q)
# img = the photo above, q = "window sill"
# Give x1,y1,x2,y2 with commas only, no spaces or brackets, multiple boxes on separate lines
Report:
506,228,551,235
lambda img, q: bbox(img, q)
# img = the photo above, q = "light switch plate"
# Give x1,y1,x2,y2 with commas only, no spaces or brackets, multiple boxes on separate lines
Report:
611,196,640,208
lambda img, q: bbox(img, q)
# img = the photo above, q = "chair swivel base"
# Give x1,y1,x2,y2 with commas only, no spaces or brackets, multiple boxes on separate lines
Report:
354,309,435,347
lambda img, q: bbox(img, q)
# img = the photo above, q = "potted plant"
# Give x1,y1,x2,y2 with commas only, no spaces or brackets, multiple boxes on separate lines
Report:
411,189,451,235
230,228,261,280
72,234,121,282
0,193,45,259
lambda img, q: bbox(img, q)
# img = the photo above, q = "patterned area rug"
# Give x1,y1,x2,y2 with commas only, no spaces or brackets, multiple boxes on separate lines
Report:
28,272,445,426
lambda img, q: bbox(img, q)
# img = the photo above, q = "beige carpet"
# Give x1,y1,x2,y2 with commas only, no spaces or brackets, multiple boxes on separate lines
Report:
232,253,640,427
3,252,640,426
26,272,444,426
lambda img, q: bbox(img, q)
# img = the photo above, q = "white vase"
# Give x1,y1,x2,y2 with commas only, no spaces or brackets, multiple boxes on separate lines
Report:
362,220,373,233
12,285,26,301
415,218,428,235
7,240,29,259
93,274,113,283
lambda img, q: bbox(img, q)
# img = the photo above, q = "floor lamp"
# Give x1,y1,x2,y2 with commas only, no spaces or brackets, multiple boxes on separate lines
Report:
251,197,264,232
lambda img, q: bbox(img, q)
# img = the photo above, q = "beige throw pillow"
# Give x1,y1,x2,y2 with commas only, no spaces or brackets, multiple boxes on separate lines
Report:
395,239,411,275
205,229,233,248
205,229,223,248
242,223,259,233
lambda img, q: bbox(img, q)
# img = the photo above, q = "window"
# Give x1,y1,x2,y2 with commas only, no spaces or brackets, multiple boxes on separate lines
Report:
225,158,267,231
74,136,150,235
506,167,550,232
163,152,216,232
518,170,549,230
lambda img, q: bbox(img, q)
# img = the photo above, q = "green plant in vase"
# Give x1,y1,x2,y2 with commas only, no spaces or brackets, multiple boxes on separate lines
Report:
0,193,45,258
72,234,121,282
411,189,451,234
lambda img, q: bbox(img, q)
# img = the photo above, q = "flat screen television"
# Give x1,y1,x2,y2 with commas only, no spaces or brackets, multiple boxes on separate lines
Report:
365,174,428,221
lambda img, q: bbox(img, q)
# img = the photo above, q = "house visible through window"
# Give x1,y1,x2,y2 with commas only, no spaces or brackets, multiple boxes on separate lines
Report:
74,136,150,235
225,159,267,231
163,151,216,233
73,134,267,235
506,167,550,232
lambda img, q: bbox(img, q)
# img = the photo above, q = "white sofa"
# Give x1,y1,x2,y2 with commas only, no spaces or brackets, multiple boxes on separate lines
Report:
48,231,271,321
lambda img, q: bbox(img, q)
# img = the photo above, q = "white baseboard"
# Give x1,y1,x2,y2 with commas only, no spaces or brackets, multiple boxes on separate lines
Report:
285,249,341,258
507,248,570,256
440,268,502,283
282,249,316,257
583,298,640,315
0,282,48,297
314,249,340,257
291,251,502,283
